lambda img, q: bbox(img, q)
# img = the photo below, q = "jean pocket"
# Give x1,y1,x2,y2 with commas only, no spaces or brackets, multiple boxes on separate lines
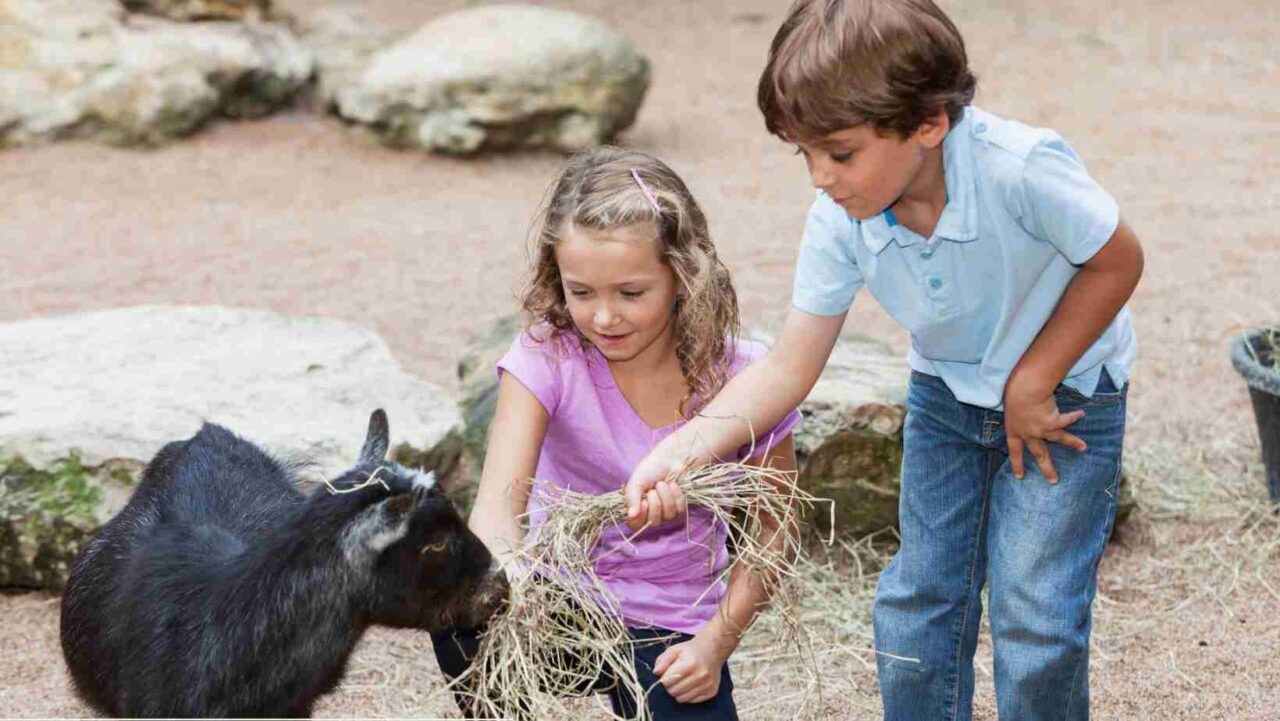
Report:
1055,373,1127,408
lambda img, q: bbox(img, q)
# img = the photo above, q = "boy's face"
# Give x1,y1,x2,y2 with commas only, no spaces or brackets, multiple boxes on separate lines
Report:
794,117,947,221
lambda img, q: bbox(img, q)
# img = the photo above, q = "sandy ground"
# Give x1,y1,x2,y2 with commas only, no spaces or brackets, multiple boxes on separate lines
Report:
1,0,1278,718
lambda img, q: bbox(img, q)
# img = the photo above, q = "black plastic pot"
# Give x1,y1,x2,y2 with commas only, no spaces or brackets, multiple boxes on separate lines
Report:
1231,330,1280,502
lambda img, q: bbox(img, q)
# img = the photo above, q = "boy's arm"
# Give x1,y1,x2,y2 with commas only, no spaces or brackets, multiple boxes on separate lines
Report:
624,307,846,530
1004,220,1144,482
468,373,548,566
651,436,799,704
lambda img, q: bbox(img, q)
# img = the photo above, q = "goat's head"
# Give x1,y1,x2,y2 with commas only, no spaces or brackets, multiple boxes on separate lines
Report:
324,410,508,631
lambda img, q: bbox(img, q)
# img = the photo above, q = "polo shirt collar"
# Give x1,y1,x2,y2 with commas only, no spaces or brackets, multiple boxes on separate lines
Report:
860,110,979,254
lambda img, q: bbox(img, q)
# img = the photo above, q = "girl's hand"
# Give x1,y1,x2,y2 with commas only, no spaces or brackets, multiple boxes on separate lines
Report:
652,633,732,704
1002,380,1086,484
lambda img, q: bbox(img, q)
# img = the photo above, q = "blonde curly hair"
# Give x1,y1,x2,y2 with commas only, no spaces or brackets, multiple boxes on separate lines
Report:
519,146,740,419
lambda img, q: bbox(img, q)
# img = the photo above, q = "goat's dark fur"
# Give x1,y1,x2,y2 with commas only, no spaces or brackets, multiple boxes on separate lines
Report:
60,410,507,718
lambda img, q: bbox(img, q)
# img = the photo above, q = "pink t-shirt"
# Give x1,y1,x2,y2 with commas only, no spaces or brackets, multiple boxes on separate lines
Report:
497,330,802,634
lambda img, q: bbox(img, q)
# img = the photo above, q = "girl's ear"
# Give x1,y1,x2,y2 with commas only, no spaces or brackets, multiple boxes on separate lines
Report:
676,277,691,301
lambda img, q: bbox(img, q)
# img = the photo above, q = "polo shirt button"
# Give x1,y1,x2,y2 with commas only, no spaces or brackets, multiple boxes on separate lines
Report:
929,277,943,289
975,122,988,133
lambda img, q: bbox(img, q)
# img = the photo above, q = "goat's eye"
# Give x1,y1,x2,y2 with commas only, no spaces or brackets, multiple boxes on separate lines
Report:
419,541,448,555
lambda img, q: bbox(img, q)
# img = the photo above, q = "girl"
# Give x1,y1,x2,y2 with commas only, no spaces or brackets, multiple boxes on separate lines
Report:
431,147,802,720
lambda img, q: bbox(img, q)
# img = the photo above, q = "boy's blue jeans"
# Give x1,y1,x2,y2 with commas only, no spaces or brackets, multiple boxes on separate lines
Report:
874,370,1127,721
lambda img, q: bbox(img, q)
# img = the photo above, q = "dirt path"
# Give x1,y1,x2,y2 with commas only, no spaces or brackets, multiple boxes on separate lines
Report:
2,0,1278,717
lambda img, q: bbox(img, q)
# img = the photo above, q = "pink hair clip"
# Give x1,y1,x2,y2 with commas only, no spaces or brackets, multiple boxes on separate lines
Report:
630,168,662,214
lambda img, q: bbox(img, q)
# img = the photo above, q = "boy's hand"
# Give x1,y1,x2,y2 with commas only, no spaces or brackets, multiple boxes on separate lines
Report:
623,454,688,532
652,634,732,705
1003,383,1087,484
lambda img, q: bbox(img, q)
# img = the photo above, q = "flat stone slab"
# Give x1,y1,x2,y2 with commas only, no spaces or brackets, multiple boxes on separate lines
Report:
0,306,462,589
0,305,460,477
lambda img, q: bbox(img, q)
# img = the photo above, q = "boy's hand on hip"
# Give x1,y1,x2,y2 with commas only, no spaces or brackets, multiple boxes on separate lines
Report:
623,454,688,532
1003,385,1087,484
653,635,729,704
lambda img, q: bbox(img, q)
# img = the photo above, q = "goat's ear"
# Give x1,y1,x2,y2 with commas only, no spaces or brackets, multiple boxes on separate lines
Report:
360,409,390,465
341,493,413,564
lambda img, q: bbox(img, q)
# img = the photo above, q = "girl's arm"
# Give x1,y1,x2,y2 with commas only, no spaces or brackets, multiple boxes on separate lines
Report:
626,308,845,530
468,373,549,567
652,435,799,704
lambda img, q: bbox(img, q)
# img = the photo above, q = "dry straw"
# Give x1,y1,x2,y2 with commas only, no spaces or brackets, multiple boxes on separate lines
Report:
322,466,391,495
448,458,830,720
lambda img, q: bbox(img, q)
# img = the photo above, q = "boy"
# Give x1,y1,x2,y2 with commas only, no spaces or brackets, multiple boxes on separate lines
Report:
623,0,1143,719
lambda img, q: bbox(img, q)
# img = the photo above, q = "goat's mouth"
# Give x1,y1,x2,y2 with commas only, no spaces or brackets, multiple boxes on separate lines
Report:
426,569,510,631
471,568,510,618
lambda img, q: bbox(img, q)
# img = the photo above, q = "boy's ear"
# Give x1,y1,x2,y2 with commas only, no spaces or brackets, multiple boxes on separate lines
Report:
913,110,951,149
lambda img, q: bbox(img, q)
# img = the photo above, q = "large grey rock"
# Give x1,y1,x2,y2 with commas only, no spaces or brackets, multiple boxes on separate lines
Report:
750,329,909,539
0,306,462,589
332,4,650,154
122,0,271,22
0,0,312,147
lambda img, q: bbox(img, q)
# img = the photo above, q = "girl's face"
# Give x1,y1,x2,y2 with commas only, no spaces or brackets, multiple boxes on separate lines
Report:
556,222,681,367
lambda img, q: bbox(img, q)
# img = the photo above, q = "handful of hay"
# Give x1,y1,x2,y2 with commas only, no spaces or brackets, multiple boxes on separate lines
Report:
449,460,827,720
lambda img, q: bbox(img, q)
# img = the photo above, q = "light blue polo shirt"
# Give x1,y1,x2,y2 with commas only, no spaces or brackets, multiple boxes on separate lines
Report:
792,106,1136,409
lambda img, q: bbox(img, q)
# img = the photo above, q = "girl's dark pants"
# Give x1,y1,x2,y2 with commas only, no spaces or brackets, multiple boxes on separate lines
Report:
431,626,738,720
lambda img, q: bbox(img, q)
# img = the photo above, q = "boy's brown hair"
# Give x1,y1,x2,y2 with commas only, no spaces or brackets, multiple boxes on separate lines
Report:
758,0,977,141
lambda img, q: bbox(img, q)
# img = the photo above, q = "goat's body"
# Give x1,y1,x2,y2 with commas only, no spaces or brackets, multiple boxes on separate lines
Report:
61,425,363,717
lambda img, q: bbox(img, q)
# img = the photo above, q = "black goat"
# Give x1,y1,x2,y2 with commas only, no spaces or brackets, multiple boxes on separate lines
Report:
60,410,507,717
